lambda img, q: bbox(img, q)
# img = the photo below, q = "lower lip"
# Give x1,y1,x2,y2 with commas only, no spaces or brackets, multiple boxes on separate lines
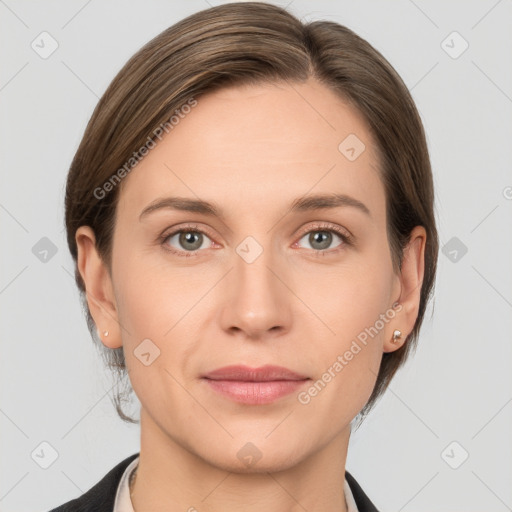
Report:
202,378,309,405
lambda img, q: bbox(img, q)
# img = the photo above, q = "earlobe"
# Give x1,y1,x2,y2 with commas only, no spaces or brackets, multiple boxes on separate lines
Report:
382,321,405,354
383,226,427,353
75,226,122,349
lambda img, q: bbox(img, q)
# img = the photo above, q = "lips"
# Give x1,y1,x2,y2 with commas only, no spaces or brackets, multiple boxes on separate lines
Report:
201,365,310,405
201,364,308,382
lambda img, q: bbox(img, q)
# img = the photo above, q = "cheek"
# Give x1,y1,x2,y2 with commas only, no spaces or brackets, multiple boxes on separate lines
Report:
112,256,195,410
111,250,207,385
112,244,200,336
299,250,394,342
297,248,393,403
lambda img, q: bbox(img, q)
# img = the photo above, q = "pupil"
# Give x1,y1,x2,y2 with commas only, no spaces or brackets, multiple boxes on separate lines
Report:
311,231,331,250
181,232,201,250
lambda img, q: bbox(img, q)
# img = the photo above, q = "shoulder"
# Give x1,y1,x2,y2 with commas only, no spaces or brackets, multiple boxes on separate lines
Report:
345,470,380,512
48,453,139,512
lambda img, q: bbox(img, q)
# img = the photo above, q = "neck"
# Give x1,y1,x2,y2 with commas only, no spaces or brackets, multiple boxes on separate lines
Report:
130,408,351,512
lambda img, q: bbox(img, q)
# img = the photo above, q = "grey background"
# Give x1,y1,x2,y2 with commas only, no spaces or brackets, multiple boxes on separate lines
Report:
1,1,511,511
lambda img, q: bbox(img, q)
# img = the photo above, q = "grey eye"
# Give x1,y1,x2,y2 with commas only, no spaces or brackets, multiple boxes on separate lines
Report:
298,230,343,251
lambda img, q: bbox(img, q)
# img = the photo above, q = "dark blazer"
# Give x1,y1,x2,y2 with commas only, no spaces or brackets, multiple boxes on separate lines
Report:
49,453,379,511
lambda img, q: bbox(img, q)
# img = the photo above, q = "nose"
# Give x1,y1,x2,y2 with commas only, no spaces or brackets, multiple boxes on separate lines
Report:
219,244,292,340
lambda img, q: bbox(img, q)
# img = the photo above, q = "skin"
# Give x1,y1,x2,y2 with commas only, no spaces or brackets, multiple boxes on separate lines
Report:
76,77,426,512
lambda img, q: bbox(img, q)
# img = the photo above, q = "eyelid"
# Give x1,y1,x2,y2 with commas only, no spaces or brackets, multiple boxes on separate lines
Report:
161,222,215,241
295,221,353,243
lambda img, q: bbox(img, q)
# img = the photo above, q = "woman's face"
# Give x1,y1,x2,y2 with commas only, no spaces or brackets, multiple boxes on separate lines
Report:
79,78,424,472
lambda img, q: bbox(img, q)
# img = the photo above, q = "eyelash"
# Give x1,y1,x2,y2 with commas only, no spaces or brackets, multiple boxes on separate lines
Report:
159,222,354,258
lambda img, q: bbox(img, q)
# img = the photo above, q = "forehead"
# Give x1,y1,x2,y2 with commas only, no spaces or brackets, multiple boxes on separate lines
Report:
117,78,385,223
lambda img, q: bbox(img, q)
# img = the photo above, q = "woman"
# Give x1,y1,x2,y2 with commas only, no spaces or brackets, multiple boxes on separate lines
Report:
50,2,438,511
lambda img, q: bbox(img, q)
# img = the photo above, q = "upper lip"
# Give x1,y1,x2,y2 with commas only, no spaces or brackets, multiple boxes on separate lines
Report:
202,365,309,382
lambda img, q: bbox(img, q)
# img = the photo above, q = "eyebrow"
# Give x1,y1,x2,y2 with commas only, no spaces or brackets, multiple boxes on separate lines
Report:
139,193,371,221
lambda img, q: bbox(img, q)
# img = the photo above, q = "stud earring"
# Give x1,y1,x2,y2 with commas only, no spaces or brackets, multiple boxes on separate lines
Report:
103,330,109,337
392,329,402,343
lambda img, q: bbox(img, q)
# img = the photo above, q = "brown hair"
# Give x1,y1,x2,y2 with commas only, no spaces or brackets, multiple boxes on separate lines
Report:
65,1,438,425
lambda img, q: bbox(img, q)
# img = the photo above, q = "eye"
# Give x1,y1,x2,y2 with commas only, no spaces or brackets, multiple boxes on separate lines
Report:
160,222,353,258
295,223,352,254
161,224,213,257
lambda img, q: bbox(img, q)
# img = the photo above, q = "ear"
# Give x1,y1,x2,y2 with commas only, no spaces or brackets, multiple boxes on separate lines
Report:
383,225,427,353
75,226,122,349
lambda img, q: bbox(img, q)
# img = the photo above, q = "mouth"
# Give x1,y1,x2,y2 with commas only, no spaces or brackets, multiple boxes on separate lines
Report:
201,365,311,405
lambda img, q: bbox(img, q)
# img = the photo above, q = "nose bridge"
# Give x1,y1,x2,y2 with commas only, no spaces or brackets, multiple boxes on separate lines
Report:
220,233,290,336
236,237,277,294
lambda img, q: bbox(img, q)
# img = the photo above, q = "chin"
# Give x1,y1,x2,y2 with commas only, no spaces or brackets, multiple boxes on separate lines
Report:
197,436,311,475
219,451,305,475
